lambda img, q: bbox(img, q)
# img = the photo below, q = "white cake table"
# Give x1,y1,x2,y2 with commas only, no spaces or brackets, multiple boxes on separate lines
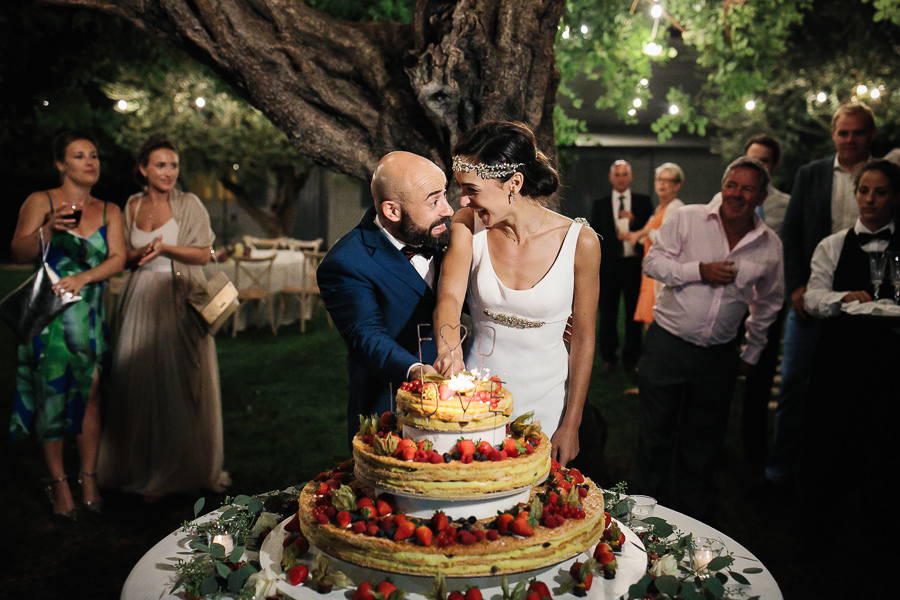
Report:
121,502,781,600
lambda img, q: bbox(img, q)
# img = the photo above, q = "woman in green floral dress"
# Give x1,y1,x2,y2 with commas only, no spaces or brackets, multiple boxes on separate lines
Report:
9,131,126,519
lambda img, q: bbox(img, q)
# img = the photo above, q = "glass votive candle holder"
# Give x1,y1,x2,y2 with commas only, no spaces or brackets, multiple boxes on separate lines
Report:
690,537,725,573
629,495,657,532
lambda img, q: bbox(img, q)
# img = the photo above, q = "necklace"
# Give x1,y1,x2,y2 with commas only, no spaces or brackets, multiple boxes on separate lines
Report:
499,209,548,244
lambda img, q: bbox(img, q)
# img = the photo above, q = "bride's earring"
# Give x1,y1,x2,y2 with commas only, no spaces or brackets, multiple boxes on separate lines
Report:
508,189,516,203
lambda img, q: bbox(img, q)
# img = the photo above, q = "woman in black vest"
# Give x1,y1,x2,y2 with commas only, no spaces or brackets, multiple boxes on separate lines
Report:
801,159,899,522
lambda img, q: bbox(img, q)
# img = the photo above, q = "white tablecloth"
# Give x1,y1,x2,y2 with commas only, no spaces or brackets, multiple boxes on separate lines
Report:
121,501,781,600
203,250,309,331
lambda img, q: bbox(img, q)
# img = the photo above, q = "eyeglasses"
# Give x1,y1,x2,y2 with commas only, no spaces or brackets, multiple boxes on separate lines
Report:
656,177,679,184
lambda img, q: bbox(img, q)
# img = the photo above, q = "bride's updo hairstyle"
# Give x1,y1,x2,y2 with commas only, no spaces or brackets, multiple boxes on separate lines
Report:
453,121,560,200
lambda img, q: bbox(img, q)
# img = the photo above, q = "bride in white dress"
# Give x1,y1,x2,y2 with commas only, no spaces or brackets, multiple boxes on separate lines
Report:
434,121,601,466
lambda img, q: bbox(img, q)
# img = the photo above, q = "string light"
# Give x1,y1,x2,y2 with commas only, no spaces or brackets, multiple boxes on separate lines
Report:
744,100,756,111
856,84,868,96
644,42,662,56
870,88,881,99
633,98,643,108
580,24,589,35
640,78,649,87
195,97,206,108
650,4,664,18
816,91,827,103
669,104,679,115
628,108,637,116
117,100,128,111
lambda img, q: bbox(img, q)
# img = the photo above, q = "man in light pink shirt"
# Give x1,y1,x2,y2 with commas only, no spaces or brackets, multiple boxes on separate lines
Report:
634,157,784,523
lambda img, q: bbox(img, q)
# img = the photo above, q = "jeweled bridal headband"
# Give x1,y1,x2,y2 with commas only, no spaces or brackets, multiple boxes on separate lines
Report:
452,155,524,179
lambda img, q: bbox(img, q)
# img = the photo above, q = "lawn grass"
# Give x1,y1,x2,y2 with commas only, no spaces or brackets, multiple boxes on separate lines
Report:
0,269,819,599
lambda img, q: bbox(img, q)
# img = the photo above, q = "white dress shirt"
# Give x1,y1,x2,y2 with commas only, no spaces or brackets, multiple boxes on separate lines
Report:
831,155,861,233
803,219,894,318
373,214,437,287
643,197,784,364
612,189,636,257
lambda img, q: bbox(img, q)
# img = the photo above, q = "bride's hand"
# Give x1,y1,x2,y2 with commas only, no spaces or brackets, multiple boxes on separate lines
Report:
434,348,464,376
550,423,580,467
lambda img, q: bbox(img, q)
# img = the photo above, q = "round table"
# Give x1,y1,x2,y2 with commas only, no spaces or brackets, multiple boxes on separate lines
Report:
121,503,781,600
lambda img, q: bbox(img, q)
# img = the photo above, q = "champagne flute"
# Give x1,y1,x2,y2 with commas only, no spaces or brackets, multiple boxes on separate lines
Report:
869,251,887,301
886,251,900,304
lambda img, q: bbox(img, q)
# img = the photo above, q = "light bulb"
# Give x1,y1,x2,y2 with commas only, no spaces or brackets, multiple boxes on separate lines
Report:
669,104,679,115
195,97,206,108
744,100,756,111
650,5,663,18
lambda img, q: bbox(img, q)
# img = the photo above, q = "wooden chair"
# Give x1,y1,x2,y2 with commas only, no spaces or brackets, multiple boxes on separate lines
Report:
231,253,278,336
243,235,291,250
286,238,323,253
278,250,330,333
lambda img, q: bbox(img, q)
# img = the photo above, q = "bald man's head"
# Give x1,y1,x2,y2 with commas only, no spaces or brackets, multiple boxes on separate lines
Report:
371,151,453,247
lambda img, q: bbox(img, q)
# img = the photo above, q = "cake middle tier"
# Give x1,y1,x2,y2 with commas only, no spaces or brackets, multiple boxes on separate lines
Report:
352,432,552,499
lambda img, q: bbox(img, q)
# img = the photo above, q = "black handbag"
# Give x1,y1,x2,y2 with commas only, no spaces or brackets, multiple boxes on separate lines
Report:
0,228,82,344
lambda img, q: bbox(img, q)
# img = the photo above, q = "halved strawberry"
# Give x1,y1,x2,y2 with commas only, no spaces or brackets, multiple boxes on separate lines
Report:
496,513,515,535
510,518,535,537
376,581,397,598
284,513,302,532
439,383,455,401
394,520,416,541
414,525,433,546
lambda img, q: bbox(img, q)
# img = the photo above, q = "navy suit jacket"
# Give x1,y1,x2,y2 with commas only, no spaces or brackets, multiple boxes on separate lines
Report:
589,192,653,276
317,207,439,443
781,155,834,294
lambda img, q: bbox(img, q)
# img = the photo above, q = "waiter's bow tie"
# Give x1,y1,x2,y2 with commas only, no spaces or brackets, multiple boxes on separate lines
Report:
858,229,892,245
401,245,434,260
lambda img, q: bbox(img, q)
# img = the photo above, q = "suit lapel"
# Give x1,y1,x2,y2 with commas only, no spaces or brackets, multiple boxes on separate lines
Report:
358,209,430,296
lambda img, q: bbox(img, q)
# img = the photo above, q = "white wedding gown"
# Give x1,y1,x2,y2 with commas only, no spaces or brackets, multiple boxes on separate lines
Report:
463,219,582,439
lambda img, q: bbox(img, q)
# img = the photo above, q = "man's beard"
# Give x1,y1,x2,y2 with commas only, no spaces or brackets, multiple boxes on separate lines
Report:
399,211,451,249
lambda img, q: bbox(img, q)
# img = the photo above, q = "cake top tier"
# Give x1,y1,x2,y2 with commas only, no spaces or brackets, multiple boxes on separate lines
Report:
396,370,513,429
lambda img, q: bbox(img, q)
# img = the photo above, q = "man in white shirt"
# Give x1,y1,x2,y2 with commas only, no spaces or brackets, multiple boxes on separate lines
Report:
768,102,876,491
634,157,784,522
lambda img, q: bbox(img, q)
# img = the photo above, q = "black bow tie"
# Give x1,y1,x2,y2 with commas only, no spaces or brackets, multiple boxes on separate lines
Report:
401,245,434,260
858,229,892,245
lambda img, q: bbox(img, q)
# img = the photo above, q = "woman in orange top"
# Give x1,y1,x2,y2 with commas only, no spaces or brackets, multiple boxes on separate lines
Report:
625,163,685,326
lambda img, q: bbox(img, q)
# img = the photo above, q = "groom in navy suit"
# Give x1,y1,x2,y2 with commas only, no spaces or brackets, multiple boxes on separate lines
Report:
318,152,454,444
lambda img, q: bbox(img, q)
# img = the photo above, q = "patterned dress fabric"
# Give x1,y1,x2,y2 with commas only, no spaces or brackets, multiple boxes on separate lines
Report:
11,211,110,442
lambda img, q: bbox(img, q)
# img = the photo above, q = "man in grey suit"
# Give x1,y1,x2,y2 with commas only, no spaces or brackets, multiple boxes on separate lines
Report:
766,102,876,491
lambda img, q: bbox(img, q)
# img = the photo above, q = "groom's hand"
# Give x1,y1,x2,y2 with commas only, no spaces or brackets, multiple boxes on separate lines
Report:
408,364,438,380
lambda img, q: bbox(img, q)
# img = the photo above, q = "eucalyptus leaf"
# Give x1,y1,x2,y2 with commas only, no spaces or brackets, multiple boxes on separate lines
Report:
233,494,253,506
627,575,652,598
655,574,681,596
743,567,764,574
200,575,219,595
229,545,244,563
209,543,226,559
215,560,231,579
227,563,256,593
707,555,733,571
702,574,726,598
193,497,206,518
249,498,264,515
188,539,210,553
729,570,751,585
221,506,239,520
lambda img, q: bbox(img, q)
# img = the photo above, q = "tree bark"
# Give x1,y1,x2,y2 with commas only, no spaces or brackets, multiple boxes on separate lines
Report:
38,0,565,179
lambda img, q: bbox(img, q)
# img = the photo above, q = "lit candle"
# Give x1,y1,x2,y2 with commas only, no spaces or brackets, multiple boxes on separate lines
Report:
211,533,234,555
693,549,714,572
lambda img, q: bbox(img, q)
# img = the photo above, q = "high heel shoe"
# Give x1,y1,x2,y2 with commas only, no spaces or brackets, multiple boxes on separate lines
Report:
46,476,77,521
78,471,103,513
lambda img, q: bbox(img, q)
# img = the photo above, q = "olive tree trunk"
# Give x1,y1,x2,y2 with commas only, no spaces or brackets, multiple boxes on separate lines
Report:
40,0,565,179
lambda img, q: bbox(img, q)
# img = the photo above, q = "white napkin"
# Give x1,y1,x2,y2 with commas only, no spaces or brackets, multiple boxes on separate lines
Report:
841,299,900,316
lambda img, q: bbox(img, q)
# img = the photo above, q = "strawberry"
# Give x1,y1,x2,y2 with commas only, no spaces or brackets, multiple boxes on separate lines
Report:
394,520,416,541
380,411,394,429
465,588,483,600
336,510,352,529
592,542,612,559
284,513,302,532
526,593,543,600
414,525,433,546
510,518,535,537
439,383,455,401
496,513,515,534
292,536,310,554
502,438,520,457
429,451,444,464
395,438,416,457
527,581,552,599
568,468,585,485
603,512,612,528
357,497,374,510
376,581,397,598
376,499,393,516
476,440,493,455
417,439,433,452
456,439,476,456
353,582,375,600
400,446,417,461
447,592,465,600
287,564,308,586
432,511,450,532
352,521,366,534
597,551,617,568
